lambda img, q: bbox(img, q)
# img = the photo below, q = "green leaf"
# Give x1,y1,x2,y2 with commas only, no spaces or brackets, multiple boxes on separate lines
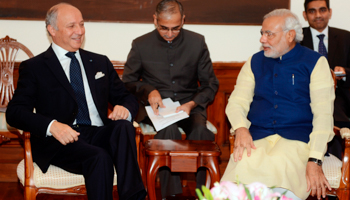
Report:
243,184,252,200
202,185,214,200
195,188,204,200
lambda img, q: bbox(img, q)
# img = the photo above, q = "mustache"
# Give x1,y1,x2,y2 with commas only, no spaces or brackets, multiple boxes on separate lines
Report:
313,17,324,21
163,34,175,39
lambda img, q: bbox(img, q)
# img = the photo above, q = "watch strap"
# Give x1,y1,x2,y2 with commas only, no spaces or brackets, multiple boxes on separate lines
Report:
308,157,322,166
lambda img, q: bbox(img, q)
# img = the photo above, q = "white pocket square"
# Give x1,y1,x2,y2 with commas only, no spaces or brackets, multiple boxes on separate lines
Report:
95,72,105,79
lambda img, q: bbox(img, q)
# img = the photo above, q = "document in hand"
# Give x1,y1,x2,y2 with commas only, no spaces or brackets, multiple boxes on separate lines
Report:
145,98,189,131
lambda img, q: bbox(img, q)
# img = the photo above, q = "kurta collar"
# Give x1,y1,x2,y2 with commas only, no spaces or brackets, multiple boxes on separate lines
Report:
155,28,184,47
277,43,302,61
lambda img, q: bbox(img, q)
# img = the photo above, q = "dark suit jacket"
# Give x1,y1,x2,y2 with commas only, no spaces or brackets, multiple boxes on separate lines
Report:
301,27,350,87
301,27,350,122
123,29,219,122
6,46,138,172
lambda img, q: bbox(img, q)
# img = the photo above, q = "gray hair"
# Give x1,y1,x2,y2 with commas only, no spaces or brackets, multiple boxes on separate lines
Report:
45,3,72,36
155,0,184,18
263,9,303,43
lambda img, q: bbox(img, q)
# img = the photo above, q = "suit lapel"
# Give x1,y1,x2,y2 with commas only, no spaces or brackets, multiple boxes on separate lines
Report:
44,46,76,101
302,27,314,50
328,27,338,66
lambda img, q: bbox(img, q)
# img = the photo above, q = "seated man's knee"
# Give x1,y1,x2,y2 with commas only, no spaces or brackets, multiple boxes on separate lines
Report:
155,123,182,139
187,124,215,141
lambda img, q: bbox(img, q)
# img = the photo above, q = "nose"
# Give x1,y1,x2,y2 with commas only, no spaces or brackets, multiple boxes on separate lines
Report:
75,25,85,35
260,34,267,43
166,30,173,38
315,10,321,17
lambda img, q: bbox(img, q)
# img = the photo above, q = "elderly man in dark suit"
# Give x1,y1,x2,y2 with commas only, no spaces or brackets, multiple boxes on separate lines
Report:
301,0,350,160
122,0,219,198
6,3,145,200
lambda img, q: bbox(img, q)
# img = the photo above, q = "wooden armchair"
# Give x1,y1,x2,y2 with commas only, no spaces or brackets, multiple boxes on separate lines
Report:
15,124,142,200
229,127,350,200
0,35,33,145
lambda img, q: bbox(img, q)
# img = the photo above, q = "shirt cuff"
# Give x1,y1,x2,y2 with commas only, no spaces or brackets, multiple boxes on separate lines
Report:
126,109,132,122
46,120,56,137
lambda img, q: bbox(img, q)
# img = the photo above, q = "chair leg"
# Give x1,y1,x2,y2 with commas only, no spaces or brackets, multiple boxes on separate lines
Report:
147,156,161,200
24,186,37,200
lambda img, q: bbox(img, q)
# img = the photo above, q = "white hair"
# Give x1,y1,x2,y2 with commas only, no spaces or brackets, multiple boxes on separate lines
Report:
263,9,303,43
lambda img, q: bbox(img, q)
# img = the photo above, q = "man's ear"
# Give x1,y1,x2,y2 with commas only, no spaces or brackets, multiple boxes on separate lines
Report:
287,29,296,43
182,15,186,24
153,14,157,27
47,25,56,37
302,11,308,21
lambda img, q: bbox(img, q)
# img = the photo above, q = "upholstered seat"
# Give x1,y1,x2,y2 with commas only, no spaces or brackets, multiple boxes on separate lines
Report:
17,160,117,189
322,154,342,189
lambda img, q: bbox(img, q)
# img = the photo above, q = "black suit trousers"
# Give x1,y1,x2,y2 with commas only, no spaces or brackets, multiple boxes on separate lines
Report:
50,120,144,200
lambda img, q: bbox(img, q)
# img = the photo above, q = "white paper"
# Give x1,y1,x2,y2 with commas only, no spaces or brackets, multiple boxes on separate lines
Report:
145,98,189,131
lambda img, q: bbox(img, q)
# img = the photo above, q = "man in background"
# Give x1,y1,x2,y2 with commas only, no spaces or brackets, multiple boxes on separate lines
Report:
301,0,350,129
123,0,219,198
6,3,145,200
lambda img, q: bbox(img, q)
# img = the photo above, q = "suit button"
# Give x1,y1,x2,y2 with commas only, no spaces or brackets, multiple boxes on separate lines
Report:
274,105,278,109
170,46,173,49
172,81,175,84
170,63,173,67
275,91,278,95
273,120,276,124
174,93,177,96
274,74,278,77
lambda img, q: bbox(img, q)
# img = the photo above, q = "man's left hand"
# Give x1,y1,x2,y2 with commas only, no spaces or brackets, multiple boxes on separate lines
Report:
175,101,197,115
306,161,331,200
108,105,129,120
334,66,346,80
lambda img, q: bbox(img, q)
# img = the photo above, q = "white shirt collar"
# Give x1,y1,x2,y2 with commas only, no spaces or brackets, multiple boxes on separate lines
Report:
310,26,329,38
51,42,81,61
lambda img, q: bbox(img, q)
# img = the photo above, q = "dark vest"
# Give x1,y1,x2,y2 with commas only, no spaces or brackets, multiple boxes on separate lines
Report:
248,43,322,143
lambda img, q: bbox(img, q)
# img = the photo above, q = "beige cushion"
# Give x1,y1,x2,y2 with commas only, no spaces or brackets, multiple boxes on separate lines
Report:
140,120,217,135
323,154,342,188
17,159,117,188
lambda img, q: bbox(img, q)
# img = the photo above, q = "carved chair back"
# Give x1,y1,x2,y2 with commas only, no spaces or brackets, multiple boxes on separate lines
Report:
0,35,33,109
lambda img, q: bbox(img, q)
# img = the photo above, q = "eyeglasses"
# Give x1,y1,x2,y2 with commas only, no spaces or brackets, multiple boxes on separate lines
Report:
260,29,288,39
157,24,182,33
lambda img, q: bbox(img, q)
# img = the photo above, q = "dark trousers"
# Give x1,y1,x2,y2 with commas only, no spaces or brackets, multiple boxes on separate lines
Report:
328,89,350,160
50,120,145,200
144,113,215,198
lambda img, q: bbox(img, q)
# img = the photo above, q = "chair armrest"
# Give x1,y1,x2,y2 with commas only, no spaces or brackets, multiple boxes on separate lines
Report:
22,131,35,188
229,135,235,155
337,127,350,189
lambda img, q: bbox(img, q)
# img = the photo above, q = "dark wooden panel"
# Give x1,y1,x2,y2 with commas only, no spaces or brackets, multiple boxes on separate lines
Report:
0,0,289,25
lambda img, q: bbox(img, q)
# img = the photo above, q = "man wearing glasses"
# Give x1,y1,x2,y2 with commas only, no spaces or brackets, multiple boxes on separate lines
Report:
222,9,334,200
123,0,218,198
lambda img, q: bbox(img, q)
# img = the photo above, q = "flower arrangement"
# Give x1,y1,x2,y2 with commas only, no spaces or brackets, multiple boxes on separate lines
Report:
195,181,293,200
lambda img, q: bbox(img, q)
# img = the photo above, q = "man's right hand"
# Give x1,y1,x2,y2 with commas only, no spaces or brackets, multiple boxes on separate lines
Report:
50,121,80,145
233,127,256,162
148,90,165,115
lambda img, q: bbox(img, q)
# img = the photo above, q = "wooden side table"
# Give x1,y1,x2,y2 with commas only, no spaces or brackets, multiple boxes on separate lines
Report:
145,139,221,200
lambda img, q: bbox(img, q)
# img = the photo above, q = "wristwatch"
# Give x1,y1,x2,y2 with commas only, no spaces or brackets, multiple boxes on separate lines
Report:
308,158,323,166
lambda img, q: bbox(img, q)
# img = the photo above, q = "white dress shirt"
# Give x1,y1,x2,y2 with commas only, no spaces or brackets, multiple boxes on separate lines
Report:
310,26,329,52
46,42,131,136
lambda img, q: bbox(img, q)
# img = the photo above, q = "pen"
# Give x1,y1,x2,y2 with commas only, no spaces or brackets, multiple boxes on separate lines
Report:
292,74,294,85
